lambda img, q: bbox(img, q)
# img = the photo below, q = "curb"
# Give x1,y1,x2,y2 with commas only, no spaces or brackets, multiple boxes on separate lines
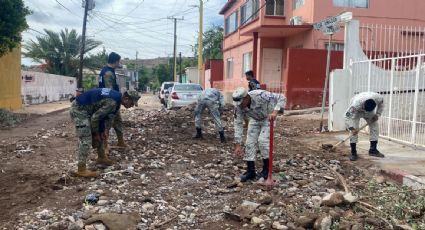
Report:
380,168,425,189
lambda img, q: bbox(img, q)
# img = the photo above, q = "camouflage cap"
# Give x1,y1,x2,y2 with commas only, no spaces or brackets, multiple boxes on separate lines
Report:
232,87,248,106
125,90,140,107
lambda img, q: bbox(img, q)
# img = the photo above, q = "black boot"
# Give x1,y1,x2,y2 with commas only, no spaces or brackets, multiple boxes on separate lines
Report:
369,141,385,158
257,159,269,180
193,128,203,140
219,131,225,143
350,143,358,161
240,161,256,182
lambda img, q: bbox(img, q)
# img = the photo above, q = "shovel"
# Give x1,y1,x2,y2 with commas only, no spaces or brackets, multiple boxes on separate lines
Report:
321,123,368,152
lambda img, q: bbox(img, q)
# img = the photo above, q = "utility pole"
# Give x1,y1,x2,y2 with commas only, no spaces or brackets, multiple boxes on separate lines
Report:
77,0,94,94
168,16,184,82
198,0,204,85
179,52,182,83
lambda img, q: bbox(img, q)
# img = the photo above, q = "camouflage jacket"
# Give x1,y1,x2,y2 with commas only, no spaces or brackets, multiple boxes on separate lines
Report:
75,88,121,133
199,88,224,108
234,90,286,144
344,92,384,128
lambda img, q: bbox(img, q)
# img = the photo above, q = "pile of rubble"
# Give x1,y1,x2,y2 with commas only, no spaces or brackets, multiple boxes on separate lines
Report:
4,105,425,230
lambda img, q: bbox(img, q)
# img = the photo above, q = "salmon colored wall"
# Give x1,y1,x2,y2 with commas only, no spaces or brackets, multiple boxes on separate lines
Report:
223,40,253,80
285,48,343,109
0,48,22,110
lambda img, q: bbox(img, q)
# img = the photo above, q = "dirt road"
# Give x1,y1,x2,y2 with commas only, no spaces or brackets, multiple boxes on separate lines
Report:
0,94,424,229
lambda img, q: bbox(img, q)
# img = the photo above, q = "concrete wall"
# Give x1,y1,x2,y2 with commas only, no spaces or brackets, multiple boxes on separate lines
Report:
21,71,76,105
0,48,22,110
185,67,199,84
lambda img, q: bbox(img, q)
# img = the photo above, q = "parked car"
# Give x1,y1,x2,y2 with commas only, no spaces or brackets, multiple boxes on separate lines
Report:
159,82,177,105
167,83,203,110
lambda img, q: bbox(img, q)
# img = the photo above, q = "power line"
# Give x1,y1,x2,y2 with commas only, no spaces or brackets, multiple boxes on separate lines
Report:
55,0,80,17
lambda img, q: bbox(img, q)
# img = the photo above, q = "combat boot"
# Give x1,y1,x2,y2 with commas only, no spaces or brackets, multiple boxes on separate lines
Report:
257,159,269,180
219,131,225,143
240,161,256,182
96,149,115,166
193,128,203,140
350,143,358,161
76,163,98,178
116,135,127,148
369,141,385,158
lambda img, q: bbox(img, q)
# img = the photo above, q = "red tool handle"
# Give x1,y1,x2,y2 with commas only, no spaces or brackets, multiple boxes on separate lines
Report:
265,119,274,188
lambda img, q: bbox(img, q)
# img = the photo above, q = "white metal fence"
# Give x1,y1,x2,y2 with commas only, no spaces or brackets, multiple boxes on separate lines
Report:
350,54,425,147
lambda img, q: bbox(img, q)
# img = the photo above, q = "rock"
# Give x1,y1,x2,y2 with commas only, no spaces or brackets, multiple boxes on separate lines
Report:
311,196,322,208
142,202,154,214
97,200,108,206
351,224,363,230
227,200,261,221
296,215,318,228
166,172,172,177
259,194,273,205
84,225,96,230
68,223,82,230
272,221,288,230
343,192,358,204
321,192,345,207
375,176,386,184
36,209,52,220
251,216,264,225
93,223,106,230
313,215,332,230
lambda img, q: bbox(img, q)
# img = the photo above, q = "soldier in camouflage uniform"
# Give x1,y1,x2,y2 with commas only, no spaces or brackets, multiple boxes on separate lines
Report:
193,88,226,143
345,91,385,161
233,87,286,182
245,70,261,92
98,52,127,147
70,88,140,177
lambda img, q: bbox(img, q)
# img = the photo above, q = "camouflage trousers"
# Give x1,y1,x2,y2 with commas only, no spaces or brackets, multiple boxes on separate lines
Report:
244,118,270,161
349,113,379,144
108,110,123,139
70,102,104,164
194,99,223,132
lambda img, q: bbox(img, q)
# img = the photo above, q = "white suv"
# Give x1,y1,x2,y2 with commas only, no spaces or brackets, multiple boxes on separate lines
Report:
159,82,177,105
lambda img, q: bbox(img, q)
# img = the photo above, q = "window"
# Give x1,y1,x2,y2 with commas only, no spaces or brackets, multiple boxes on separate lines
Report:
325,42,345,51
242,52,252,77
241,0,259,25
333,0,369,8
293,0,304,10
226,58,234,79
225,11,238,35
266,0,284,16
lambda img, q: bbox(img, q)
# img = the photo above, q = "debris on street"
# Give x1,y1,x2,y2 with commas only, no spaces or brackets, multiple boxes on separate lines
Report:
1,97,425,230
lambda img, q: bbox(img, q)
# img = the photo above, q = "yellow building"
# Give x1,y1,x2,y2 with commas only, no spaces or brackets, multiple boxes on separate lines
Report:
0,48,22,110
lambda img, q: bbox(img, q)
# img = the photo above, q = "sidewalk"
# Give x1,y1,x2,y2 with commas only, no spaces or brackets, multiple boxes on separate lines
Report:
298,129,425,189
14,100,71,115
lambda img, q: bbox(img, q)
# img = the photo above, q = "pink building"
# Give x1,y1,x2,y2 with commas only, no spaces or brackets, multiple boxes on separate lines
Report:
217,0,425,109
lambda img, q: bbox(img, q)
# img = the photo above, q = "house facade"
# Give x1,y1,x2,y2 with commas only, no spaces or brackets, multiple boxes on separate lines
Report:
217,0,425,108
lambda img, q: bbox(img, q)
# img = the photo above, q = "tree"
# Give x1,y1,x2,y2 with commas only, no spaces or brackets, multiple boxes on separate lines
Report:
85,47,109,73
0,0,30,57
153,63,173,85
23,29,101,77
194,25,224,61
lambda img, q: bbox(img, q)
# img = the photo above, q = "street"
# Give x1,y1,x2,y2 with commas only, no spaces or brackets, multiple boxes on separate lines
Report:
1,94,424,229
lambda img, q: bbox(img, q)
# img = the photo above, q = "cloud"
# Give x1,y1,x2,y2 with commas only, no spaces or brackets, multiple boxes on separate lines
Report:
22,0,227,65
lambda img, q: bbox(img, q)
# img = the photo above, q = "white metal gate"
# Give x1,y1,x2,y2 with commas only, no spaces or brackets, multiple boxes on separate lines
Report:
349,24,425,147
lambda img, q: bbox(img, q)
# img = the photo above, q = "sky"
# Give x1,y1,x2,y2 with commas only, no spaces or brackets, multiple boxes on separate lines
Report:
22,0,227,65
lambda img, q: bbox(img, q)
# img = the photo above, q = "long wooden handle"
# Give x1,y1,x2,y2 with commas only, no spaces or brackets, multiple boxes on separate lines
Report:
332,123,369,149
